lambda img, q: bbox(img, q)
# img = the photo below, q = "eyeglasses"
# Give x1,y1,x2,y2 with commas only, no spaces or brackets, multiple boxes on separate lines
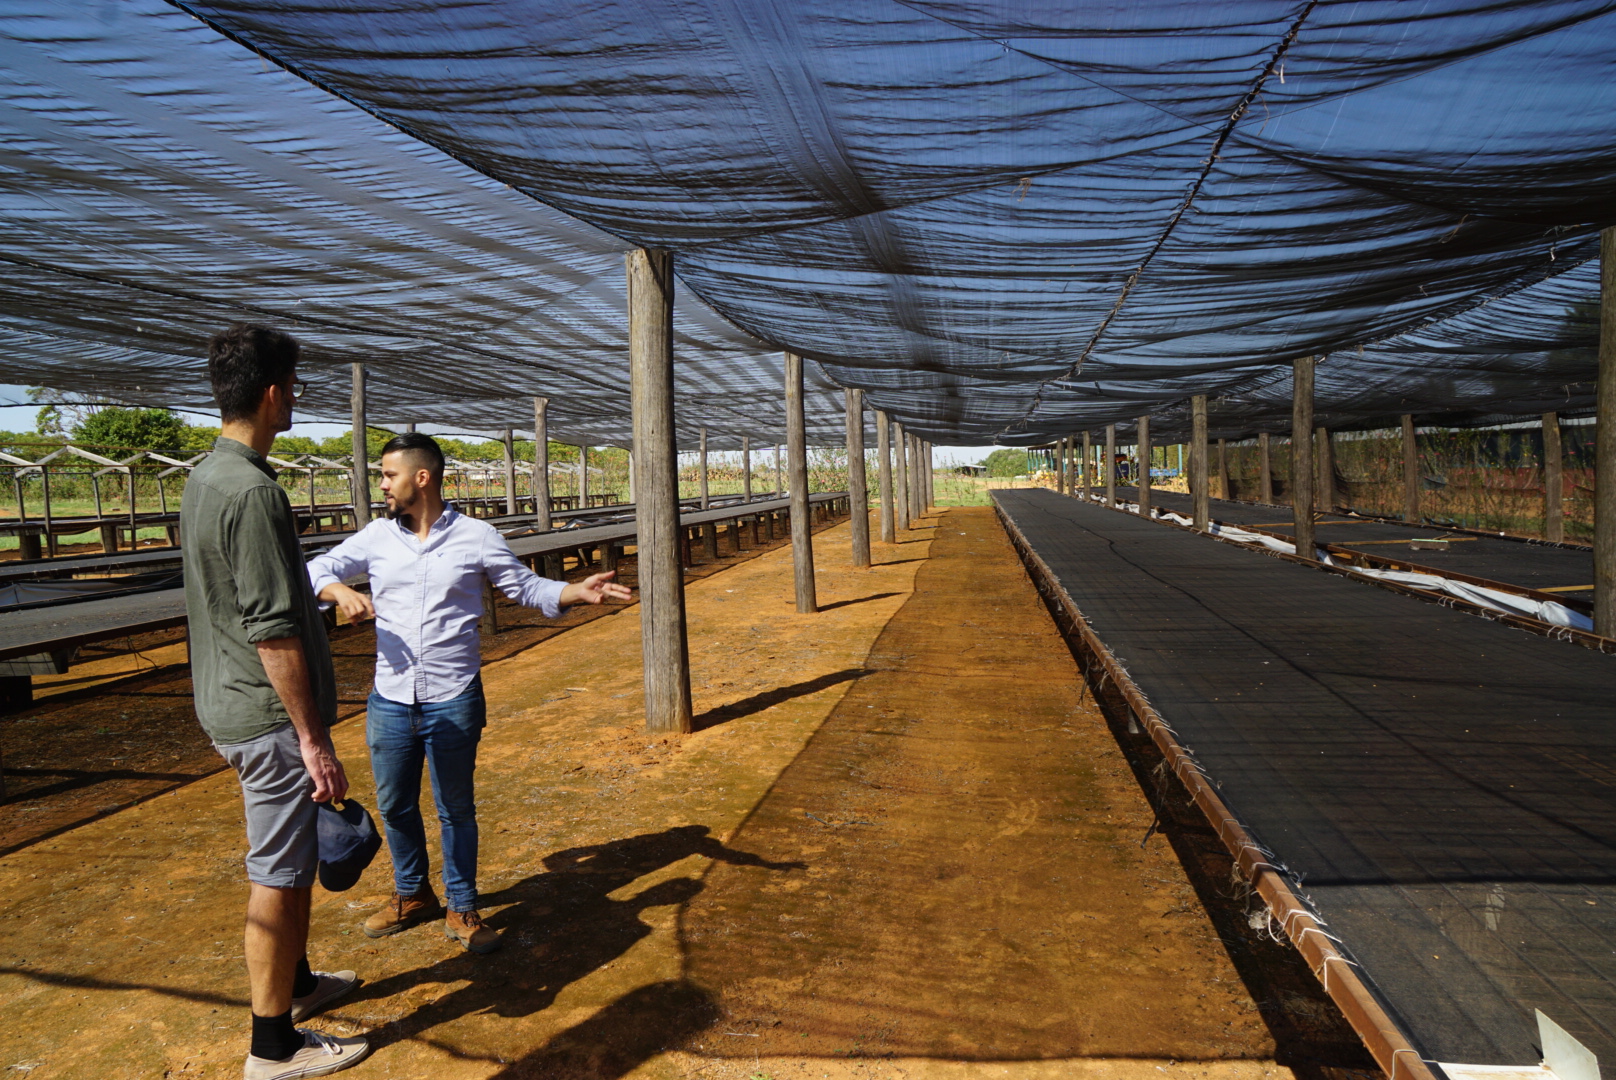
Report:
288,381,307,397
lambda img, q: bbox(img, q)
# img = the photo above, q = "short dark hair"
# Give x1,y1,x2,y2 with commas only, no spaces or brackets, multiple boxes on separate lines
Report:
208,324,299,421
381,432,445,482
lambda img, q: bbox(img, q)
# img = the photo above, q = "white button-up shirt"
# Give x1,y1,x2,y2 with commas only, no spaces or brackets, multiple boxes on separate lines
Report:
307,506,564,704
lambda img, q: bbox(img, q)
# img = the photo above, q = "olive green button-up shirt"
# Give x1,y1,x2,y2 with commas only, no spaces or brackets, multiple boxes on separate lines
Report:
181,437,337,746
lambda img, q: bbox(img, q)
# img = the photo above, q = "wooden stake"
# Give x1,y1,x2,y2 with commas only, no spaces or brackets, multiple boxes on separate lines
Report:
876,409,895,543
1292,357,1315,559
1105,424,1116,507
1136,415,1152,518
1259,432,1273,504
785,351,817,613
1191,395,1209,531
350,363,370,527
626,247,691,733
698,425,710,510
894,421,911,530
1401,414,1420,524
1543,411,1563,543
1596,226,1616,636
532,397,551,530
501,428,517,516
845,389,871,567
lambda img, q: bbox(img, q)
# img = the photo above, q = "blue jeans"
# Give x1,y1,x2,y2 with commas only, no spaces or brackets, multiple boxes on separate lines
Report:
366,677,486,912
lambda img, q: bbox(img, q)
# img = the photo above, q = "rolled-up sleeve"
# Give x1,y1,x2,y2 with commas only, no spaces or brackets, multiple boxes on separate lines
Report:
307,529,372,600
227,485,304,644
483,529,565,618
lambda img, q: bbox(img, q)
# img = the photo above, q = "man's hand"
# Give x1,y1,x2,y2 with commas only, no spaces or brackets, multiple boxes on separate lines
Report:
318,582,374,624
560,571,633,607
299,733,349,804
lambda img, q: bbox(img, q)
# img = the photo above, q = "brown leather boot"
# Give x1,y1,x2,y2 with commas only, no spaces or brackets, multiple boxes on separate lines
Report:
444,909,501,954
362,890,441,938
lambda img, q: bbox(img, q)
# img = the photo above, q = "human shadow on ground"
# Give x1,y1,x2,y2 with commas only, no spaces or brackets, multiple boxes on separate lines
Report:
691,669,868,731
486,979,717,1079
347,825,803,1052
815,592,900,613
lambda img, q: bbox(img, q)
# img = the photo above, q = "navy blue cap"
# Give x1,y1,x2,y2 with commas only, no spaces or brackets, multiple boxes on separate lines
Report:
317,798,382,892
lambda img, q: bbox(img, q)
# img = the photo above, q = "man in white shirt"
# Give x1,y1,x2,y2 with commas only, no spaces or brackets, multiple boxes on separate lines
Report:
308,433,629,954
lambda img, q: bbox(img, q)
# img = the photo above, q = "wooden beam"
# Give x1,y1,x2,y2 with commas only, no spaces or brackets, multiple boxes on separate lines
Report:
845,388,871,567
1544,411,1564,543
626,247,691,733
785,351,817,613
1136,415,1152,518
350,362,370,527
1292,357,1316,559
1596,225,1616,636
876,409,895,543
698,425,710,510
894,421,911,530
1259,431,1274,504
1105,424,1116,507
532,397,550,530
501,428,517,516
1191,395,1209,531
1401,414,1420,524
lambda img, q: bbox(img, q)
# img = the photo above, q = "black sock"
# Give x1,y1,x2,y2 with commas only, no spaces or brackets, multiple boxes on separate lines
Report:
250,1010,303,1061
291,956,319,999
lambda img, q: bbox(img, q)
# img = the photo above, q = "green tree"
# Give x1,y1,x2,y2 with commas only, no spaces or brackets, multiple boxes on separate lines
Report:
982,447,1029,478
73,407,189,456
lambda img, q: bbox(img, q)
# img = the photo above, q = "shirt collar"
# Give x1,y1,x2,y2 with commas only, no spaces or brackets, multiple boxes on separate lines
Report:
213,436,277,480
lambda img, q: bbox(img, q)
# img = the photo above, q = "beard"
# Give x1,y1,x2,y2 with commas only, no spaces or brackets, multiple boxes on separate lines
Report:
386,488,418,520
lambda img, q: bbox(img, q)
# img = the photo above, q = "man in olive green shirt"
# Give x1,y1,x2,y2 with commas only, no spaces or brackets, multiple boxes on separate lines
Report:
181,324,370,1080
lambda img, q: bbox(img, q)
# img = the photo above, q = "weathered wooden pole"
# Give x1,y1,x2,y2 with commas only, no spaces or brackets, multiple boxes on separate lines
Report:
1136,415,1152,518
578,443,589,510
501,428,518,516
626,247,691,733
909,434,924,521
1315,426,1335,512
774,444,782,496
928,441,936,509
876,409,895,543
350,363,370,527
1259,432,1274,504
785,352,817,613
1595,226,1616,636
1216,438,1229,501
1081,431,1092,499
698,426,710,510
894,421,911,530
1292,357,1316,559
1057,437,1068,494
741,436,752,502
532,397,551,529
1105,424,1116,506
1191,395,1209,531
845,389,871,567
1401,414,1420,524
1543,411,1564,543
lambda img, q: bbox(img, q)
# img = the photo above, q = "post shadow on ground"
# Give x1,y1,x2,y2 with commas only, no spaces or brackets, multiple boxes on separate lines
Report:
345,825,804,1053
816,592,900,613
692,668,868,731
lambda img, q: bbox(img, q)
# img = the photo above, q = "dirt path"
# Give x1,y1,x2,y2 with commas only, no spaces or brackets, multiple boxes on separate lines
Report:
0,508,1296,1080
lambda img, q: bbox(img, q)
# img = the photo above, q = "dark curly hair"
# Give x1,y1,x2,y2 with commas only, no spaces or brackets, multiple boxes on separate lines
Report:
207,324,299,422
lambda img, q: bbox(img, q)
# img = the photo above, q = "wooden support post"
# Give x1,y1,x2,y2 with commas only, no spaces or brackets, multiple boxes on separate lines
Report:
502,428,517,516
845,388,871,567
1316,426,1337,512
1081,431,1092,499
578,443,589,510
729,516,743,553
1191,395,1209,531
604,543,620,572
1401,414,1420,524
532,397,551,529
774,444,783,496
18,530,41,561
41,459,56,557
703,520,719,560
907,434,923,523
1105,424,1116,507
742,436,752,502
1543,411,1564,543
894,421,911,530
1259,432,1274,504
1217,438,1229,501
100,522,117,554
1292,357,1316,559
1596,226,1616,636
1136,416,1152,518
699,426,710,510
876,410,895,543
626,247,692,733
350,363,370,527
785,352,817,613
1056,437,1068,494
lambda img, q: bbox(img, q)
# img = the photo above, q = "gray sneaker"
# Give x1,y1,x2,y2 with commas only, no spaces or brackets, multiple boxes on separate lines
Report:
243,1030,370,1080
290,970,361,1023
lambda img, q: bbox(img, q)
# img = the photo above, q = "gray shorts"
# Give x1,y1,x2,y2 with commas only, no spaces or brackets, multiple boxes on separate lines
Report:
216,724,318,888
